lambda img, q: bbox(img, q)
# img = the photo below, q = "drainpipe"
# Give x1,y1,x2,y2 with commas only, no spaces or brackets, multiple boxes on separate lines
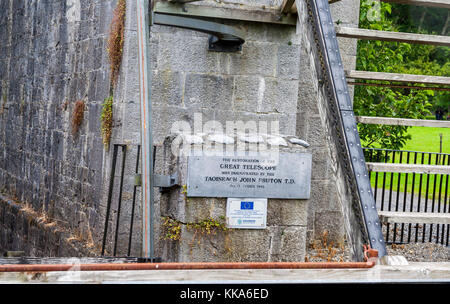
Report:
136,0,154,260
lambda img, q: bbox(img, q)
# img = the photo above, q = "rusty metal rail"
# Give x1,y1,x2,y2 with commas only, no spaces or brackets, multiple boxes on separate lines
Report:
0,261,375,272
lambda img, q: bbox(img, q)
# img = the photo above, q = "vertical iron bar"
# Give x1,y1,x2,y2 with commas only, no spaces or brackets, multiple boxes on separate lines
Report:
435,158,443,244
415,152,425,243
128,145,141,256
102,145,119,256
385,151,395,243
380,150,389,211
440,154,448,243
400,152,410,243
445,155,449,246
374,152,380,205
393,151,403,244
113,145,127,256
429,153,439,243
422,153,432,243
387,151,395,212
407,152,417,243
137,0,155,260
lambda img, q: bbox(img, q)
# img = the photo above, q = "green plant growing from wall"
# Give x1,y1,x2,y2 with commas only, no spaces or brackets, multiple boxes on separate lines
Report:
161,216,229,241
161,216,182,241
107,0,126,87
71,100,85,136
161,215,232,256
181,184,189,203
186,217,229,239
101,96,114,149
187,216,232,257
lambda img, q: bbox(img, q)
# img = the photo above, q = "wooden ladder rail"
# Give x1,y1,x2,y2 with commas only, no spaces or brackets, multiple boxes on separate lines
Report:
328,0,450,9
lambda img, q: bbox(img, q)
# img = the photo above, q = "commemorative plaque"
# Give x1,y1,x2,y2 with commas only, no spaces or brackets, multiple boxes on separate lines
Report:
186,152,312,199
226,198,267,229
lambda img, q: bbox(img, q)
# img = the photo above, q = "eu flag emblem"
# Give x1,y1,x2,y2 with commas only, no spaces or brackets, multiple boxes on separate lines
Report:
240,201,254,210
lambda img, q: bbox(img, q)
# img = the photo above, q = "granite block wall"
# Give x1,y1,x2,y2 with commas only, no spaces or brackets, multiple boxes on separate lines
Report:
0,0,117,255
0,0,363,260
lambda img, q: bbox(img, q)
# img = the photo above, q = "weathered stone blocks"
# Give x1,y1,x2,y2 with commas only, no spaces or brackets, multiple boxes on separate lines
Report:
184,74,234,111
156,134,310,262
0,0,360,260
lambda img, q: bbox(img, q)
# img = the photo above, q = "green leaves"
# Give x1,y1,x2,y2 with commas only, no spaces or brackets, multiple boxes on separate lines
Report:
354,0,447,150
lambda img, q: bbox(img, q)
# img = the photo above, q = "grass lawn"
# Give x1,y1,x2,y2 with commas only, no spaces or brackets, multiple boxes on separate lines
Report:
403,126,450,154
363,126,450,200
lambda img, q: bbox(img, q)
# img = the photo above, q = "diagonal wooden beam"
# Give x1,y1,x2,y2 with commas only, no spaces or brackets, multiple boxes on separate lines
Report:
281,0,296,13
336,26,450,47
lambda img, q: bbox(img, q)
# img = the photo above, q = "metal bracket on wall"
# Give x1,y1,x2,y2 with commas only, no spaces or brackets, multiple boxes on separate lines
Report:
153,13,245,52
153,173,180,190
134,173,180,191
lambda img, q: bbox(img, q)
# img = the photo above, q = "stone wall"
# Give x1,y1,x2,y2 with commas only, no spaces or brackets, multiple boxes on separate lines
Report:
109,0,311,258
0,0,117,255
112,0,350,259
157,134,311,262
0,0,363,260
0,193,98,257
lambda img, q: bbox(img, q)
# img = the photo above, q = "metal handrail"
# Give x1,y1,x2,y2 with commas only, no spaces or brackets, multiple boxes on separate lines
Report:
307,0,387,256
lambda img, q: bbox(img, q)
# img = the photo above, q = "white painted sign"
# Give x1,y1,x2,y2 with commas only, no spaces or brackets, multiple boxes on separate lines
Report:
226,198,267,229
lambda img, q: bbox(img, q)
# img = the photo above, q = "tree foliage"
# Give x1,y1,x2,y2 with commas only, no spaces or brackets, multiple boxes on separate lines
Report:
354,0,449,150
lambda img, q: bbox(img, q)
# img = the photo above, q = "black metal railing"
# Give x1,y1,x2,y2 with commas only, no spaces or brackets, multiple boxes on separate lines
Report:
363,147,450,245
101,144,142,257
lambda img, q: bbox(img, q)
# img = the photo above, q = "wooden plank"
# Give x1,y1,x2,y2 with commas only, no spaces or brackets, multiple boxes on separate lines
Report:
378,211,450,225
336,26,450,47
155,2,297,25
281,0,296,13
381,0,450,9
345,70,450,86
347,81,450,91
1,264,450,283
366,162,450,174
327,0,450,9
356,116,450,128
